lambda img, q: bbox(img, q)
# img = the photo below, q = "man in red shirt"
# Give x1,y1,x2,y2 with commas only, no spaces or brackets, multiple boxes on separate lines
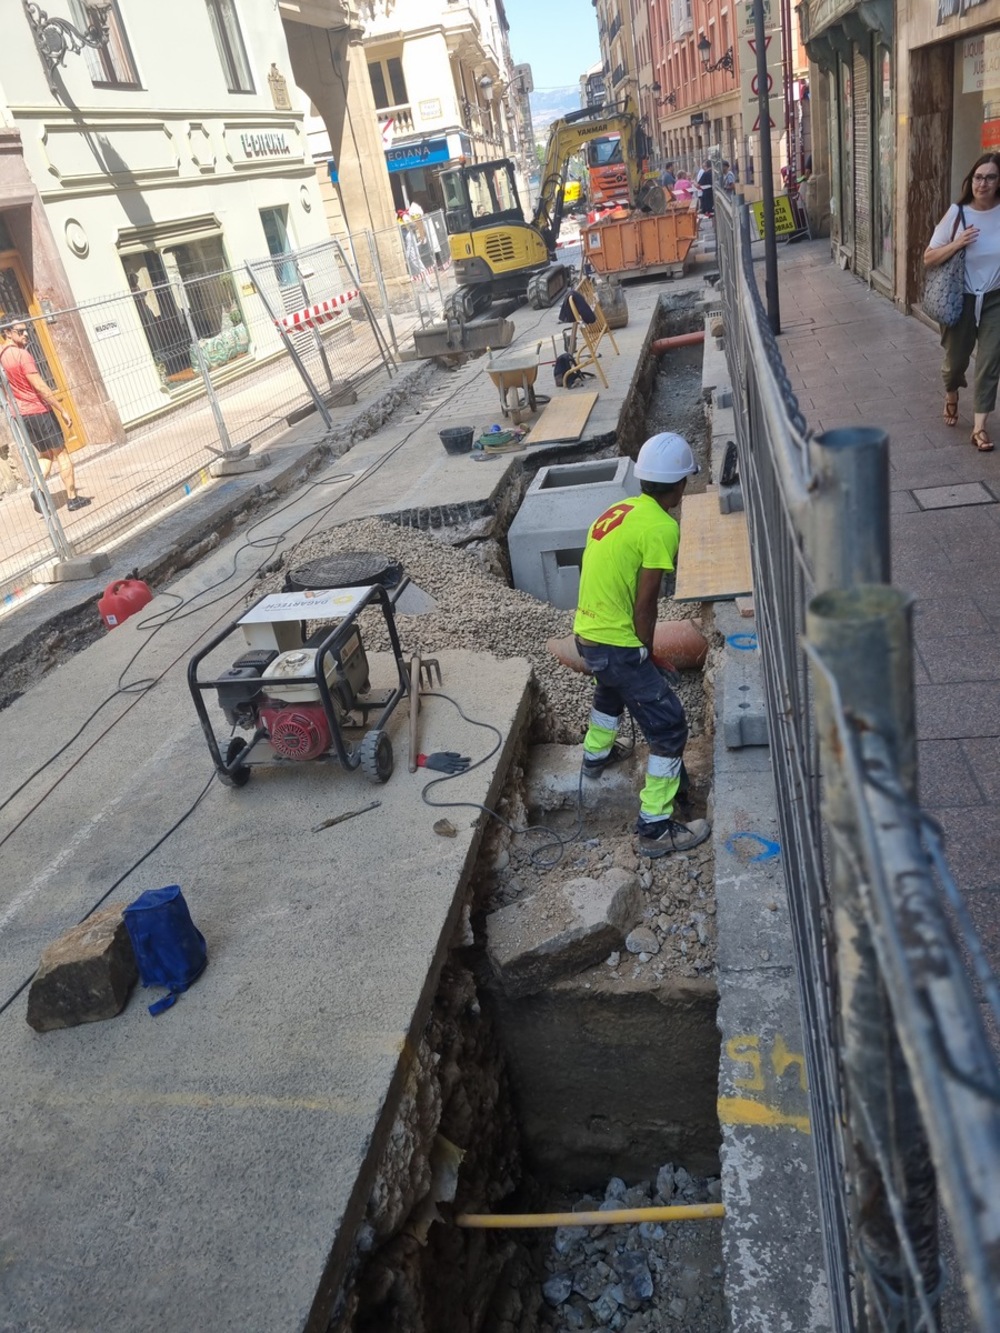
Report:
0,322,90,512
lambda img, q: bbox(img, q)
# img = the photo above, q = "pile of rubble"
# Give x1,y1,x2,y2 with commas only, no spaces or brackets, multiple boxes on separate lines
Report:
538,1168,726,1333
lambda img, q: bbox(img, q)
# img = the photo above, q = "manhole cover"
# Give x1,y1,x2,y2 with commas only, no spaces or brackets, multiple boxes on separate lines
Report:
285,550,403,591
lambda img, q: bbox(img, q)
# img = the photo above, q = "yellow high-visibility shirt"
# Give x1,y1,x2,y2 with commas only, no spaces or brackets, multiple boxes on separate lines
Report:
573,493,679,647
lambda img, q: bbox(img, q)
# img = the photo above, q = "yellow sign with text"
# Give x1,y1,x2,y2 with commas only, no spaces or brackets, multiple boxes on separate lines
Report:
750,194,798,238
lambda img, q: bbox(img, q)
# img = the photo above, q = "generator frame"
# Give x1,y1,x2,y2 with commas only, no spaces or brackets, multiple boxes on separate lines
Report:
187,582,410,787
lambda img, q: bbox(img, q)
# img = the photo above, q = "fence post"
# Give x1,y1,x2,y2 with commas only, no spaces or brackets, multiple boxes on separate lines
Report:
330,236,397,378
807,585,940,1330
362,229,400,356
808,427,892,591
245,263,333,430
0,360,109,581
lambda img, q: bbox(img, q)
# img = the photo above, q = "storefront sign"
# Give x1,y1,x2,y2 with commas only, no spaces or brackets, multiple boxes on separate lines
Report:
749,195,798,239
963,31,1000,93
939,0,988,23
385,139,450,173
418,99,442,119
239,131,292,159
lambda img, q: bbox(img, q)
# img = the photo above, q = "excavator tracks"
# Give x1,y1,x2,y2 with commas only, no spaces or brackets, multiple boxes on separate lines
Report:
526,263,572,311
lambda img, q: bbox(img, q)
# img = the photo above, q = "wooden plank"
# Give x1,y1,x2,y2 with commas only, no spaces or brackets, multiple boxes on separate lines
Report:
525,391,599,445
674,491,753,602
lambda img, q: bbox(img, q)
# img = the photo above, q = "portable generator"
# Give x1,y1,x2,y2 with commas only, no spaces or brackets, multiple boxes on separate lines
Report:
188,577,410,787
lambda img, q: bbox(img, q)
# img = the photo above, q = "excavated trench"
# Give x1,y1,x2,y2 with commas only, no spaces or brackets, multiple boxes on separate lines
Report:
311,292,730,1333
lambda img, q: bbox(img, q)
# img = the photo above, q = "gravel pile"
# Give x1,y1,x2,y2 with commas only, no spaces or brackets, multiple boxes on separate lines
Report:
538,1167,726,1332
253,516,710,745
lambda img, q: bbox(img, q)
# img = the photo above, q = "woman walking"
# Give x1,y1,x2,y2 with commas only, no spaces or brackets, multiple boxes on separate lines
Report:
925,152,1000,451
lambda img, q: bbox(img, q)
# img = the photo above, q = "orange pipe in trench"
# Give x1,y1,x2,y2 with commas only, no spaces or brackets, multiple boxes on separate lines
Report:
651,331,706,355
456,1203,725,1229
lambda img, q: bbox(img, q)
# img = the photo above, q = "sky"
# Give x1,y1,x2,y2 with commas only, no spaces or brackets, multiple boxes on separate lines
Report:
502,0,602,91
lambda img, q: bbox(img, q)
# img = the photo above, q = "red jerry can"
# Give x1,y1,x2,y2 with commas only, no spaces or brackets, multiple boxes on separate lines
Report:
98,577,153,629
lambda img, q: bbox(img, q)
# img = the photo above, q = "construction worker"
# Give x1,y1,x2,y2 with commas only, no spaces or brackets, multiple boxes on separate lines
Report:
573,432,710,858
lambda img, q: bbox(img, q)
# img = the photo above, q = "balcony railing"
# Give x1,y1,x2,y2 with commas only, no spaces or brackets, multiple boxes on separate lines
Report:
377,104,415,138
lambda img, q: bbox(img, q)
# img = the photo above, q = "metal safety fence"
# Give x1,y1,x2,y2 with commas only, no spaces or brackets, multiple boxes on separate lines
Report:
714,188,1000,1330
0,221,454,607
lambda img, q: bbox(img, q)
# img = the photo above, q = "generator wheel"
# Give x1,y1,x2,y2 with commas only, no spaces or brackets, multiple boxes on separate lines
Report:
359,729,393,784
219,737,251,788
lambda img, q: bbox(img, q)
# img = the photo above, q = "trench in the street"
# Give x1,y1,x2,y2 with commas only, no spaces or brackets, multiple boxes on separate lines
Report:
326,290,730,1333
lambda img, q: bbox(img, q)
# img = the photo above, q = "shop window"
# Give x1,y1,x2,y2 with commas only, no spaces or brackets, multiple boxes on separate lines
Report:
121,235,249,389
206,0,255,95
71,0,140,88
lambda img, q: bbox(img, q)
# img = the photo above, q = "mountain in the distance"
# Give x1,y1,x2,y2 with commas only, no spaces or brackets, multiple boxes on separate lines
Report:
529,86,583,138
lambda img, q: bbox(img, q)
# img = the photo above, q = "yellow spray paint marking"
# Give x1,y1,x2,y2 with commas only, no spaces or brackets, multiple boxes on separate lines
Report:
721,1031,811,1133
717,1097,811,1134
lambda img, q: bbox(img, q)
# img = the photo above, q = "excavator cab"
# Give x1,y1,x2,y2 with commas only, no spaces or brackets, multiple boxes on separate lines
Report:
439,158,560,319
441,159,524,234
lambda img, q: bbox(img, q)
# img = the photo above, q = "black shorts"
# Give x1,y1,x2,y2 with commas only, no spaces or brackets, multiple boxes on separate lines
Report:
21,411,64,455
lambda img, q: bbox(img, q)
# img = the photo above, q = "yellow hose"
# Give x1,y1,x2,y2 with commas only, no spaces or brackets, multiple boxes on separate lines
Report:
455,1203,725,1229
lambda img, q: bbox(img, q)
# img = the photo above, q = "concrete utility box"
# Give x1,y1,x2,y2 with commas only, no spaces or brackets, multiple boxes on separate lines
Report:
509,457,640,609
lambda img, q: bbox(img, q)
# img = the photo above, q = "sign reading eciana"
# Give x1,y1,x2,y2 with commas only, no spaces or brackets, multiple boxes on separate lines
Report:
385,138,450,173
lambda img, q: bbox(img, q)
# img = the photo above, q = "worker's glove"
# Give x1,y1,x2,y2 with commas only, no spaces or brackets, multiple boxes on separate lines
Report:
416,751,471,774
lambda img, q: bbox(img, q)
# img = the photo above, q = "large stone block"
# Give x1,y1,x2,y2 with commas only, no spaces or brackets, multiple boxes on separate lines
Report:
27,905,138,1033
486,868,642,998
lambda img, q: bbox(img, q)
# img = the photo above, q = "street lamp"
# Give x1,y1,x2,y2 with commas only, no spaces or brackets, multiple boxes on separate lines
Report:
479,74,495,102
697,34,735,75
658,91,677,106
22,1,113,86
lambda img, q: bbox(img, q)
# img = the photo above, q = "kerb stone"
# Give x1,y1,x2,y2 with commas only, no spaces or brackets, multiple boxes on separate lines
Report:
486,869,642,998
26,905,138,1033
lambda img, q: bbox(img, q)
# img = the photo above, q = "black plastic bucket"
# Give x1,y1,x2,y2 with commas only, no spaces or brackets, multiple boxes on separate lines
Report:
439,426,475,455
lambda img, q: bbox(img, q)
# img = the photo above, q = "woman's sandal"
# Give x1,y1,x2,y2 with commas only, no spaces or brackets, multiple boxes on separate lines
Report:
972,429,995,452
944,395,959,426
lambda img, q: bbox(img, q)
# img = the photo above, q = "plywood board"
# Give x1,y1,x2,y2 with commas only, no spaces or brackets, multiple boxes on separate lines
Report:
525,391,599,445
674,491,753,602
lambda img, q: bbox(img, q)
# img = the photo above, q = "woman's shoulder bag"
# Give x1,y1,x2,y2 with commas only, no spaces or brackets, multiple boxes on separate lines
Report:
924,206,967,328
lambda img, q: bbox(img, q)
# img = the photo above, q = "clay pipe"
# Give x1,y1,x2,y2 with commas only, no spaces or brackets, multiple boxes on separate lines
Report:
650,330,705,354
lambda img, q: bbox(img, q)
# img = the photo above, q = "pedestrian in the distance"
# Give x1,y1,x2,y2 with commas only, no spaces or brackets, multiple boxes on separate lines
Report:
696,160,714,216
661,161,677,189
0,322,90,511
721,160,736,194
573,433,711,858
924,151,1000,451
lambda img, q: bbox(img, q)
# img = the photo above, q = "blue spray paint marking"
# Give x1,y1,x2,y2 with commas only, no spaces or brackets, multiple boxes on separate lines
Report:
726,632,758,651
725,832,781,862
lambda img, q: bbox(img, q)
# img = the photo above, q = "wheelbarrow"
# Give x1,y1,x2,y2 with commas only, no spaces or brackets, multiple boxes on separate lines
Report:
486,343,548,424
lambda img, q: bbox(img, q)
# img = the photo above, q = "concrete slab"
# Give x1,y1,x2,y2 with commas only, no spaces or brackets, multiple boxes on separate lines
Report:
712,601,831,1332
0,633,531,1332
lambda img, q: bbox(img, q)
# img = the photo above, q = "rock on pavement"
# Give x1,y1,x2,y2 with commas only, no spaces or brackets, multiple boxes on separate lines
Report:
26,905,138,1032
486,868,643,998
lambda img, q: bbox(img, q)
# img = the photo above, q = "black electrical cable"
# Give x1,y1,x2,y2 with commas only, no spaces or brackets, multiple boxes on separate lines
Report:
418,692,637,872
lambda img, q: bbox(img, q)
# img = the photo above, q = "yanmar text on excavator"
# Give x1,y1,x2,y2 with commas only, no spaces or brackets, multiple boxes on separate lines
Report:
439,100,664,321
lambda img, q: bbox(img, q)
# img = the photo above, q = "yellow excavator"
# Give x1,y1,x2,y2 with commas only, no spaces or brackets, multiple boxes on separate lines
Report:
439,100,662,320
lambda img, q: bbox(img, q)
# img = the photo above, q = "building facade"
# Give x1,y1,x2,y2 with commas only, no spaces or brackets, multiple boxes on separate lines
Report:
1,0,338,432
359,0,528,215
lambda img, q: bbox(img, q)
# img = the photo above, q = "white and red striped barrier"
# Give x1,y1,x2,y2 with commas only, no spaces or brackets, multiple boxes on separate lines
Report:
275,289,359,333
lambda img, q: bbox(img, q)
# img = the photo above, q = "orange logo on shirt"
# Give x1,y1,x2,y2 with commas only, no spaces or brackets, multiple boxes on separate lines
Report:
590,502,634,540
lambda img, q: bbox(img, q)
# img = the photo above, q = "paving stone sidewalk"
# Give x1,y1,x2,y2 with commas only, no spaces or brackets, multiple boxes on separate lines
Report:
771,239,999,1332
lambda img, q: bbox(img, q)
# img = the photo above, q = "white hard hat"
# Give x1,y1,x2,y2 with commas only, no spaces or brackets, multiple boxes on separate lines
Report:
634,432,700,484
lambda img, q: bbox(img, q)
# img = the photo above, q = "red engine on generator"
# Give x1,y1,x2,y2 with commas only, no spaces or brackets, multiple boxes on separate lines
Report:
259,699,332,762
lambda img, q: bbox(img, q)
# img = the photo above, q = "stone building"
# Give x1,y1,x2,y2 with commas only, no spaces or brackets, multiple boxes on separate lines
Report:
0,0,344,433
358,0,528,215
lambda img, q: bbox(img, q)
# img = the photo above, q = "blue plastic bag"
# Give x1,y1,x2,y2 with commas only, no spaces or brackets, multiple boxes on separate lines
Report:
123,885,207,1016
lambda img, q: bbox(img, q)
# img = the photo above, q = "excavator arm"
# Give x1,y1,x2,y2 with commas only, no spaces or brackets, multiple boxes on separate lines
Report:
532,100,646,247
